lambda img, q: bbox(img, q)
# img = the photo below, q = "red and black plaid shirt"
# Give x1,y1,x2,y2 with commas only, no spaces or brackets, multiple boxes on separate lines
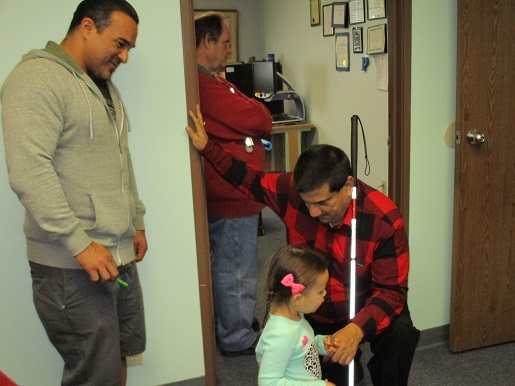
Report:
201,141,410,339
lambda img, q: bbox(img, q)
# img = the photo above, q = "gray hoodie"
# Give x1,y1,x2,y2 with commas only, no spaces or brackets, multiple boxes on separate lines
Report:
1,41,146,268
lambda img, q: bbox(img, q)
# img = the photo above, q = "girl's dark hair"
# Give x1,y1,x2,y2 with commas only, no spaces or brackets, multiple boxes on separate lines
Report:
262,245,327,329
194,12,225,48
67,0,139,35
293,144,351,193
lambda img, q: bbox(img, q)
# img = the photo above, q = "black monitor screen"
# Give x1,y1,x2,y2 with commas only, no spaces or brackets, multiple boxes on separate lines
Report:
224,62,282,114
252,62,276,95
225,63,254,98
225,62,277,97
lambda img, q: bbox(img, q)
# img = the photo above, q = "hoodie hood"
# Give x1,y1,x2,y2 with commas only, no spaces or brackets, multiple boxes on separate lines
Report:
23,41,86,76
22,41,127,140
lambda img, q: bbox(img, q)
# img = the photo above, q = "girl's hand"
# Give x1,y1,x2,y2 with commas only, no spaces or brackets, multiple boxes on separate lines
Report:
185,104,208,151
323,335,341,355
324,380,336,386
322,335,341,363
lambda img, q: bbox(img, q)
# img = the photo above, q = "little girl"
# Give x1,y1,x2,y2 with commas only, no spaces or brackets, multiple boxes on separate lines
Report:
256,245,338,386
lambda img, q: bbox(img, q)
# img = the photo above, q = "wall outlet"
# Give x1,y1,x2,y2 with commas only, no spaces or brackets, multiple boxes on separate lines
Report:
127,353,143,366
378,179,387,194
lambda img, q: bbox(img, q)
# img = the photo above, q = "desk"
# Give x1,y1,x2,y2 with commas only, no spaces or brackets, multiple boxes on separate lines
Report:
265,122,315,172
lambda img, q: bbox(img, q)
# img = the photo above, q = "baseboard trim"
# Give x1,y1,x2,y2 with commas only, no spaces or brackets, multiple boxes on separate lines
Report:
417,324,449,350
160,376,205,386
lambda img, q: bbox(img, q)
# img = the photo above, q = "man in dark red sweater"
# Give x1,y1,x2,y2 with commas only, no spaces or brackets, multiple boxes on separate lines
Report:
186,106,420,386
194,13,272,356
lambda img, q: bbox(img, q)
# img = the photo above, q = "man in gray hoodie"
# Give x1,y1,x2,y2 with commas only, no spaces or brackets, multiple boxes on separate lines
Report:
1,1,147,384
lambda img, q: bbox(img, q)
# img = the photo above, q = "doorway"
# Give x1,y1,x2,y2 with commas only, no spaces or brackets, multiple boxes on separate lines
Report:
181,0,412,382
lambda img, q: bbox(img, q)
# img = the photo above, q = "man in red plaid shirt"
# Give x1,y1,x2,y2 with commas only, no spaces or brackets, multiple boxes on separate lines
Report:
187,106,420,386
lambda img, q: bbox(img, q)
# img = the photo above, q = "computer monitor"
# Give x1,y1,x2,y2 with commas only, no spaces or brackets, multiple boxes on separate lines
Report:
225,62,278,98
225,63,254,97
252,61,277,96
225,61,283,114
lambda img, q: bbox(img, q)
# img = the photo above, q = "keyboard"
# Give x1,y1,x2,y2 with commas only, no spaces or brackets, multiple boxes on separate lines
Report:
272,113,303,124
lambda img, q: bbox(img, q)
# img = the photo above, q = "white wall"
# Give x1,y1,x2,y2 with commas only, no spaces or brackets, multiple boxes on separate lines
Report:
0,1,203,385
409,0,457,330
262,0,389,189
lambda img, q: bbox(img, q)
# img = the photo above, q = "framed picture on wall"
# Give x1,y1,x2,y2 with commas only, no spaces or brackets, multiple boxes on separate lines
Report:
352,27,363,53
367,0,386,20
367,24,387,54
335,32,350,71
349,0,365,24
194,9,239,63
331,2,349,29
310,0,321,26
323,4,335,36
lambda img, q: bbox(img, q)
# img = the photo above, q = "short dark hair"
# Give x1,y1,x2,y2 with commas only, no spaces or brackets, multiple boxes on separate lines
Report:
194,12,224,48
293,144,351,193
67,0,139,35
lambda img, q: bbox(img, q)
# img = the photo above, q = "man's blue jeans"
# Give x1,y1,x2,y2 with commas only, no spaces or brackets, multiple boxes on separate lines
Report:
208,215,259,352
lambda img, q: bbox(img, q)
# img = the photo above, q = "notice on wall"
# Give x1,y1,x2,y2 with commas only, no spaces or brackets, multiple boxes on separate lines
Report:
374,54,388,91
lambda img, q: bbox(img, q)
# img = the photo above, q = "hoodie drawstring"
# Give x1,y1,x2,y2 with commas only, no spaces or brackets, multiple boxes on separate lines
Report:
72,72,94,139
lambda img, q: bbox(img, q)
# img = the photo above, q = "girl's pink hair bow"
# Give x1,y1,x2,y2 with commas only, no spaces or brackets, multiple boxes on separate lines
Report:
281,274,305,295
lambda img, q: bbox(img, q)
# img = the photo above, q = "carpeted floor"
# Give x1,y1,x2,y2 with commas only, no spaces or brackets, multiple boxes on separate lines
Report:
217,339,515,386
216,208,515,385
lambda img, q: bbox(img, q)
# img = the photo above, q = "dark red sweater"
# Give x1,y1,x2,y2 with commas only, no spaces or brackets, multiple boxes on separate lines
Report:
198,68,272,218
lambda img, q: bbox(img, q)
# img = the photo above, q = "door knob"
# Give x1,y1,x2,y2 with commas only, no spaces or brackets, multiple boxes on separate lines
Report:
466,130,485,145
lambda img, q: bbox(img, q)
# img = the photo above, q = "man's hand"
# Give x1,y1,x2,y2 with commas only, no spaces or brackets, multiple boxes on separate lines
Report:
133,230,148,262
185,104,208,151
330,323,364,366
75,242,118,282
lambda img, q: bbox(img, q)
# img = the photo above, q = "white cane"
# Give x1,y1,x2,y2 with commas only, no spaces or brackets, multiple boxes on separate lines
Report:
348,115,359,386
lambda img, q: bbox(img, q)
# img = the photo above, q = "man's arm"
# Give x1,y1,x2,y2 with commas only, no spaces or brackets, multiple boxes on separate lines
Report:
133,230,148,262
352,203,409,338
332,204,410,365
75,242,119,282
2,61,91,256
127,147,147,230
199,73,272,140
126,147,147,263
186,105,288,216
187,105,267,201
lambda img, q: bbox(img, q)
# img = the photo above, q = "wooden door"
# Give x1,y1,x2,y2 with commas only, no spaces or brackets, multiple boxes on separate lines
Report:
450,0,515,352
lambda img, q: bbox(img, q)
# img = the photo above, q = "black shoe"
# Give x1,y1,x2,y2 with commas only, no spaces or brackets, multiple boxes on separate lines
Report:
220,335,259,357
